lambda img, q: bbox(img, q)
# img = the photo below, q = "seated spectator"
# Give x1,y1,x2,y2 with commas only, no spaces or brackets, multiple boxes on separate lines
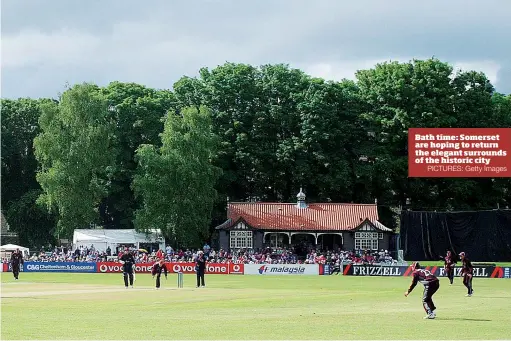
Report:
21,243,397,266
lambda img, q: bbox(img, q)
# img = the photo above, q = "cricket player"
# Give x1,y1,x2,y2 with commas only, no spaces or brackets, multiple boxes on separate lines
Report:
404,262,440,319
10,249,24,280
152,259,168,289
459,252,474,296
119,249,135,288
440,250,456,285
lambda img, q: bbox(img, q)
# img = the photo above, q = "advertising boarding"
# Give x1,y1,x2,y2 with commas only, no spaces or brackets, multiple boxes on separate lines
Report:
96,262,244,275
1,263,24,273
342,264,508,278
23,262,96,273
244,263,319,275
5,261,509,277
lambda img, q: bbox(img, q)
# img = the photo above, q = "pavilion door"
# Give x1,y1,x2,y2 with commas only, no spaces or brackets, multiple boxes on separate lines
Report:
318,234,342,251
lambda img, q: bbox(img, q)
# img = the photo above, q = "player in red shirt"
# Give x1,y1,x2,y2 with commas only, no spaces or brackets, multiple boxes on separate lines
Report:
151,259,168,289
404,262,440,319
459,252,474,296
440,250,456,285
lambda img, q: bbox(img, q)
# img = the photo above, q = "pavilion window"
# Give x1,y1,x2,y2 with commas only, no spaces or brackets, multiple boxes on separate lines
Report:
354,231,379,250
229,230,253,249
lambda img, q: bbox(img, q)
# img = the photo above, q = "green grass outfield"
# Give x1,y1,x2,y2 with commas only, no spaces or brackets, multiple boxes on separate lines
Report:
1,273,510,340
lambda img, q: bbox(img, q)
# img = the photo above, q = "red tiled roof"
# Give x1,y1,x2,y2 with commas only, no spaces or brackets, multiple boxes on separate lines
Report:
226,203,381,231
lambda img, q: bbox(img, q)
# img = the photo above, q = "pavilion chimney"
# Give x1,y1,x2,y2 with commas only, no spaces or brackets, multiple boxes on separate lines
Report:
296,188,307,209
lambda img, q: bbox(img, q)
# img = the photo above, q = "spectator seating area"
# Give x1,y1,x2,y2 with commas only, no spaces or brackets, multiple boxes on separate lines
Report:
2,244,398,266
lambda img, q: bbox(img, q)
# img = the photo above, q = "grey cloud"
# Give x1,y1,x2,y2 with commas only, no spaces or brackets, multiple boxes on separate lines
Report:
1,0,510,99
497,68,511,95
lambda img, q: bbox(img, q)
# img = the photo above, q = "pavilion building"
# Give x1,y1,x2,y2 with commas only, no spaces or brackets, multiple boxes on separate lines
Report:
215,189,393,252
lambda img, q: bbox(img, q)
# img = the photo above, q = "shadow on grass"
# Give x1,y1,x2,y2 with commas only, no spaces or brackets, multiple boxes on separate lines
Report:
438,317,492,322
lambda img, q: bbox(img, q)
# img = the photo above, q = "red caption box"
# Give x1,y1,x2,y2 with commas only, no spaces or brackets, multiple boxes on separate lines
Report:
408,128,511,178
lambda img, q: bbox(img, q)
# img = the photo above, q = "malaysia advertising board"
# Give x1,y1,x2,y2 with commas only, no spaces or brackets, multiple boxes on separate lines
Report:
342,264,509,278
96,262,244,275
244,264,319,275
23,262,96,273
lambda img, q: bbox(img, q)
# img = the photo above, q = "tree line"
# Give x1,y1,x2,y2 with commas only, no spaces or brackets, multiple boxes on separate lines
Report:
2,58,511,248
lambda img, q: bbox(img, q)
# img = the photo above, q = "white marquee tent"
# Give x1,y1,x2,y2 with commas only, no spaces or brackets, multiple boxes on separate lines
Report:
72,229,164,252
0,244,30,256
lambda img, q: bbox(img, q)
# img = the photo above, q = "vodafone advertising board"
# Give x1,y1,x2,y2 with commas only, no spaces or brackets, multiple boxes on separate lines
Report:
244,263,319,275
96,262,244,275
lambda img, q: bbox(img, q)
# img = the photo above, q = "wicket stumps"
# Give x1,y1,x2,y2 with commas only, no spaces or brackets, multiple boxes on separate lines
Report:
177,272,183,288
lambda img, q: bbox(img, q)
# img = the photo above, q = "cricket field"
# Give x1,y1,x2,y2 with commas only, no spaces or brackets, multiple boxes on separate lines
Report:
1,273,510,340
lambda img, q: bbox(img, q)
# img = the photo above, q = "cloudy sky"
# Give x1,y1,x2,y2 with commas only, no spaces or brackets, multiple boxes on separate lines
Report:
2,0,510,99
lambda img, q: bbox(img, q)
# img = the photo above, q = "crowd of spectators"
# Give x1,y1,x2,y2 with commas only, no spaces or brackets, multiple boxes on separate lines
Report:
2,243,397,265
204,247,397,265
2,245,107,263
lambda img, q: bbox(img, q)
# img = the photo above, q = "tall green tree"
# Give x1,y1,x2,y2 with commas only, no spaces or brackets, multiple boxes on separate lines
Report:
197,63,263,201
174,62,398,219
490,93,511,209
2,58,509,245
133,106,221,246
357,58,511,210
176,63,357,204
99,82,175,229
1,98,56,246
6,189,56,247
253,64,311,201
1,98,48,206
295,78,365,202
34,83,116,237
357,59,456,208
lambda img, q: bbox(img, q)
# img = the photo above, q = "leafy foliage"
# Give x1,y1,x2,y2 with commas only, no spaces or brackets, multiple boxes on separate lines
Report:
33,83,116,237
5,189,56,247
1,98,48,205
1,98,56,246
2,59,511,247
133,106,221,246
98,82,175,229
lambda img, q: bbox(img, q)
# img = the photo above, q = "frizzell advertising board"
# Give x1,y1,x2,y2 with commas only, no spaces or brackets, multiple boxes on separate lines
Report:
244,264,319,275
342,264,508,278
96,262,244,275
343,264,406,276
